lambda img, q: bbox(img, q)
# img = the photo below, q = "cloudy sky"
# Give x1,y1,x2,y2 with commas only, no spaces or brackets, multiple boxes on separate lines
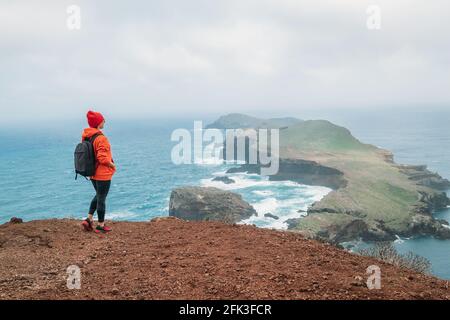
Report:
0,0,449,124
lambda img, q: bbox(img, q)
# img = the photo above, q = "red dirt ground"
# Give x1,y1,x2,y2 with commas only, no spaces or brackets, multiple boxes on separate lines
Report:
0,217,448,300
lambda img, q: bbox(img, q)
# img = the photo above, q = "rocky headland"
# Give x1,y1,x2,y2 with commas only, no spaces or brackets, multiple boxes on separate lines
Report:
169,186,257,223
206,114,450,243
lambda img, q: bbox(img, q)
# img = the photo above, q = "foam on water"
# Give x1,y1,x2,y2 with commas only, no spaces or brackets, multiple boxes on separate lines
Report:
252,197,279,215
252,190,274,196
202,170,332,230
394,235,405,244
103,210,142,221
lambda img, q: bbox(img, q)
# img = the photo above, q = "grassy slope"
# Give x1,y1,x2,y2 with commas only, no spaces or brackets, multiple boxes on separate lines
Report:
206,113,303,129
278,120,426,235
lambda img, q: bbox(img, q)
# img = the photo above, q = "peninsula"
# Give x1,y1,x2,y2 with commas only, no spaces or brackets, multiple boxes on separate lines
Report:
207,114,450,243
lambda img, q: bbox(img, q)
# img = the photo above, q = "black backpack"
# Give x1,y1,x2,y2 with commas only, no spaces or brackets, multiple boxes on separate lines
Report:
74,133,102,179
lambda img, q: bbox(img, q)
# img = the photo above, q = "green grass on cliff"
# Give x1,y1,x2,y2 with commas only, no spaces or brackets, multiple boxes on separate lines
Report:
287,146,420,235
277,118,431,237
280,120,375,152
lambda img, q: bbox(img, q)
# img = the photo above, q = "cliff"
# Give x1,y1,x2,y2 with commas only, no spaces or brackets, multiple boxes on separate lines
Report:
169,186,257,223
208,114,450,243
0,218,449,300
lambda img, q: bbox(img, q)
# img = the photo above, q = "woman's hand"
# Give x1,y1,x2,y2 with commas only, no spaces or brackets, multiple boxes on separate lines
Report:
108,162,116,169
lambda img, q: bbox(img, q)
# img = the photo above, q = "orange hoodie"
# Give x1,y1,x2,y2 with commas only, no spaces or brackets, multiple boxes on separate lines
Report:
81,128,116,181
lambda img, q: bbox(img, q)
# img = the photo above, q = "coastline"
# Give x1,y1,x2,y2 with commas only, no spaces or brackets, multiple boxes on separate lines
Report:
232,159,450,241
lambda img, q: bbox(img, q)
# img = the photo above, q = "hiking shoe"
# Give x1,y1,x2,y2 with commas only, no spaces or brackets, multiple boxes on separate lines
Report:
81,219,94,232
95,225,112,233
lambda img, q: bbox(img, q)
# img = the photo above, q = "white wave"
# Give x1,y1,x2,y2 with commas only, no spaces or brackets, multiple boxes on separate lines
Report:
240,214,288,230
202,169,332,231
201,172,312,191
394,235,404,244
252,190,274,196
240,193,318,230
71,210,141,221
240,206,305,230
252,197,279,215
106,210,141,220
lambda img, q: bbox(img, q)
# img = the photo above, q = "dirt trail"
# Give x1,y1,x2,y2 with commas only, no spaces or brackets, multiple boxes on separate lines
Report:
0,218,448,300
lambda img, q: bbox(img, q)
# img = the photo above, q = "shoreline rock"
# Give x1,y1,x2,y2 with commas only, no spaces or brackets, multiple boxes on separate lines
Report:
9,217,23,224
226,159,346,190
264,213,279,220
212,176,235,184
396,164,450,190
169,186,257,223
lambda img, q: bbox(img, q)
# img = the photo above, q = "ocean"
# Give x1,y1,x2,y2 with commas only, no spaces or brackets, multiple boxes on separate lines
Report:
0,110,449,279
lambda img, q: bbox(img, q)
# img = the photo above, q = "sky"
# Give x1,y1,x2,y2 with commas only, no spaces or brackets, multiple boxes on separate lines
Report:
0,0,449,124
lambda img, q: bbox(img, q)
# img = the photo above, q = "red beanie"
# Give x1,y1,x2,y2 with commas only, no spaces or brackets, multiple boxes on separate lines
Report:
87,110,105,128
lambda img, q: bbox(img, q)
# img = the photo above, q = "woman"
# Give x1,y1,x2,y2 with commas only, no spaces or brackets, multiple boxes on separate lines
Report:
81,110,116,233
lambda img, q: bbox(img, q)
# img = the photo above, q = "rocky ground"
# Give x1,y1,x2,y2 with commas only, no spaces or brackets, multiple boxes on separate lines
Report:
0,218,449,300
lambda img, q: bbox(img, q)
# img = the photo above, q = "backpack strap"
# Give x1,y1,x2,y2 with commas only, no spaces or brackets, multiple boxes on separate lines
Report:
88,133,103,169
74,172,88,181
84,132,103,143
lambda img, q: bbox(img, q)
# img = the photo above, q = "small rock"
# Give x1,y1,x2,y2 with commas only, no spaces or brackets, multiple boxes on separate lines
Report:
212,176,235,184
350,281,364,287
169,186,256,223
264,213,279,220
354,276,363,281
9,217,23,224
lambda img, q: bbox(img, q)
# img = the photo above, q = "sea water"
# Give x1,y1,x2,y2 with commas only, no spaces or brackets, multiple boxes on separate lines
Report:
0,119,330,226
0,110,449,279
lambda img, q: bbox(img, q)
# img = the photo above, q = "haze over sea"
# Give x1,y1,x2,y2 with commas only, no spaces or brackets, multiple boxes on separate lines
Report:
0,109,449,279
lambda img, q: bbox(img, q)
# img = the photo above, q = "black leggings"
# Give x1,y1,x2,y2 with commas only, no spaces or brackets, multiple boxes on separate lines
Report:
89,180,111,223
